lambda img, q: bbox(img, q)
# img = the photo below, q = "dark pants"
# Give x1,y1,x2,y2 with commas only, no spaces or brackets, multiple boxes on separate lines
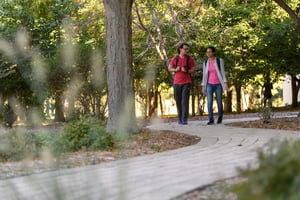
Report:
174,84,190,122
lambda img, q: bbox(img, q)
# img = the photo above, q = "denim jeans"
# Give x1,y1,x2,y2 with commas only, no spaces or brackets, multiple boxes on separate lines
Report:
206,84,223,122
174,84,190,122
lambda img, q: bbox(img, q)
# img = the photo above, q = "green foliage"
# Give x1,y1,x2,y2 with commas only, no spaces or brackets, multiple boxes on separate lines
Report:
0,0,298,122
0,104,17,127
235,140,300,200
52,117,113,154
0,118,114,161
0,130,45,162
0,0,79,122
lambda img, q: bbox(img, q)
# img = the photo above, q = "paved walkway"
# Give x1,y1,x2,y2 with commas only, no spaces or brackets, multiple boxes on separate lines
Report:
0,112,299,200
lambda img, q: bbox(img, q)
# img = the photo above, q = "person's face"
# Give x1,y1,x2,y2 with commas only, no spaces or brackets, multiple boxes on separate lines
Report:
206,48,215,58
180,45,189,55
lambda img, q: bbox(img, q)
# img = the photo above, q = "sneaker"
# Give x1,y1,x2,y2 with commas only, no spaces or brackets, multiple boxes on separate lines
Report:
207,121,214,125
217,117,222,124
178,121,183,124
182,121,188,125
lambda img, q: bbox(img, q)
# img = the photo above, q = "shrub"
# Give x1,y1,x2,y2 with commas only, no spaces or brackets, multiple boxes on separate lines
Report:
0,117,114,161
0,130,45,162
0,105,17,128
234,140,300,200
53,117,114,153
257,101,274,123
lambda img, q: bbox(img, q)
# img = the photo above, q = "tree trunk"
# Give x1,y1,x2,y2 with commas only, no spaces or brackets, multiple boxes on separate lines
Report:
104,0,137,134
95,95,101,119
54,92,65,122
225,90,232,113
263,76,273,107
66,96,75,121
291,75,300,108
236,85,242,113
148,88,158,117
159,92,164,116
272,0,300,114
198,86,205,116
191,82,196,116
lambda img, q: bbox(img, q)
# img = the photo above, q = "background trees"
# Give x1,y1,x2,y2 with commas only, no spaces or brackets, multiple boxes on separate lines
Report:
0,0,299,131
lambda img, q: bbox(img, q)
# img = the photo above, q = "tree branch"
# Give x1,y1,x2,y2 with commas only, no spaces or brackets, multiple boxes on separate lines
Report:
133,3,173,82
273,0,300,29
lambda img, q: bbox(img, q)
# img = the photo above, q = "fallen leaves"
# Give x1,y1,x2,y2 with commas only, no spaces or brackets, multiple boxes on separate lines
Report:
228,117,300,131
117,128,201,158
0,128,200,179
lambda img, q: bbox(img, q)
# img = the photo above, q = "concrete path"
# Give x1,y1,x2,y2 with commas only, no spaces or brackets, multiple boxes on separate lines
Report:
0,112,299,200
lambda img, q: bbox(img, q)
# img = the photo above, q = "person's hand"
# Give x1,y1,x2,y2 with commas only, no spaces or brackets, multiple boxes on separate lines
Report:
175,66,180,72
202,87,206,96
224,83,229,92
181,67,188,72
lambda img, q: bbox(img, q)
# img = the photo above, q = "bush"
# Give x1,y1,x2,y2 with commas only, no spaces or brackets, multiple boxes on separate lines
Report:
0,105,17,128
52,117,114,153
234,140,300,200
0,130,45,162
0,117,114,161
257,101,274,123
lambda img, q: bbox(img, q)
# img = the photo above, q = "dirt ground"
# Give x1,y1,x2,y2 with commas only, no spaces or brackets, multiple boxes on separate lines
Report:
0,129,200,179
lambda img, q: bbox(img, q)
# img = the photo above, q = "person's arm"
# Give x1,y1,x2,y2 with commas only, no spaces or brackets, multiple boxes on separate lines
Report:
168,57,180,72
182,66,195,73
169,64,180,72
188,67,195,73
220,58,228,91
168,64,178,72
201,61,206,95
220,58,227,82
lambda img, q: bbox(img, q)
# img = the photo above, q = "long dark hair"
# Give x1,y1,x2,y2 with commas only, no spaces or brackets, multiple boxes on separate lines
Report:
207,46,216,53
177,42,190,54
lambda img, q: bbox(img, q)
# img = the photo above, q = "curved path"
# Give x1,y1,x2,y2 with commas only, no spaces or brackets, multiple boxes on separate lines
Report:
0,112,299,200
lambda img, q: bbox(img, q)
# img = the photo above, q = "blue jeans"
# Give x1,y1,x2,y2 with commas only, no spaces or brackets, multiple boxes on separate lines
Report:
206,84,223,122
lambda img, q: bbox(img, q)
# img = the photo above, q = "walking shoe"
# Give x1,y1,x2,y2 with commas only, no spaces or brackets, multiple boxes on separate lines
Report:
182,121,188,125
217,117,222,124
178,121,183,124
207,120,214,125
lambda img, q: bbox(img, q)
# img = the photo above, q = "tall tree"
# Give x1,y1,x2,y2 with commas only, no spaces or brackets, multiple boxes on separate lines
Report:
132,0,204,117
0,0,76,122
103,0,137,134
273,0,300,28
272,0,300,109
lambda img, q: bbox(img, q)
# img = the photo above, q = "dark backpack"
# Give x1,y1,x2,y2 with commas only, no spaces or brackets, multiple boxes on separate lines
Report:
204,57,221,72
